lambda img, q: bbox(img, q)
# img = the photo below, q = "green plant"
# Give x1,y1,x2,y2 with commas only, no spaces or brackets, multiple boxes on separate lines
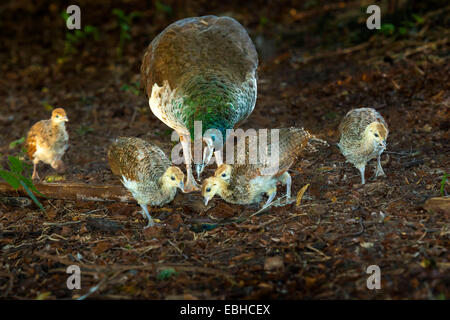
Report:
61,11,99,55
112,9,141,57
156,268,177,280
76,124,94,136
0,155,45,211
120,81,140,96
155,1,172,15
441,173,448,197
9,137,25,150
378,13,425,38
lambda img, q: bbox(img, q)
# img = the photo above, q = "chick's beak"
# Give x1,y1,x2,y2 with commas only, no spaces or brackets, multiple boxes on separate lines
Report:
204,196,210,206
63,116,69,122
178,180,184,191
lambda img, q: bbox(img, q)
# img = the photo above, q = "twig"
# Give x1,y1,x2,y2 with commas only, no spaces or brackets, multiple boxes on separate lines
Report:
76,277,108,300
306,245,331,260
43,221,83,227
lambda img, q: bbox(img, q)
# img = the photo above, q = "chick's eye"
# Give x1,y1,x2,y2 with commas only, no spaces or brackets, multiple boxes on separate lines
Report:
221,173,226,177
56,115,60,118
374,133,379,137
171,176,175,180
206,187,211,192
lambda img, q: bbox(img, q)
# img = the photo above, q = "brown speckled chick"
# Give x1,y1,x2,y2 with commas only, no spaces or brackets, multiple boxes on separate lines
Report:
108,137,184,228
25,108,69,180
338,108,388,184
202,128,313,208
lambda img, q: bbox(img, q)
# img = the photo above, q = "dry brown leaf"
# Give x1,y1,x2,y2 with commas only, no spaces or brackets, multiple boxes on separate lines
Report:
93,241,111,254
296,184,310,207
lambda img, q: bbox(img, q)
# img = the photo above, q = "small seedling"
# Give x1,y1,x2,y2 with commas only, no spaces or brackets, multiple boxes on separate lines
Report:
61,11,99,55
112,9,141,57
155,1,173,15
9,137,25,150
0,154,46,211
76,124,94,136
120,81,140,96
441,173,448,197
156,268,177,280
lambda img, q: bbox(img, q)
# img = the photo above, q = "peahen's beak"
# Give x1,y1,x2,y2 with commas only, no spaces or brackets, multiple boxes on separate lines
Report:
197,142,214,179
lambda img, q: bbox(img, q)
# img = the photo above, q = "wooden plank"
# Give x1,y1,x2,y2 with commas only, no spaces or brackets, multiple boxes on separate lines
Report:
0,182,134,202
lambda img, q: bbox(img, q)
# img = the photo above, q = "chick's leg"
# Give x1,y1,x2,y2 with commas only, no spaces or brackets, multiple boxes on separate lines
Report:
279,172,294,204
32,162,40,180
375,151,386,178
179,134,200,192
140,204,155,229
262,187,277,209
358,166,366,185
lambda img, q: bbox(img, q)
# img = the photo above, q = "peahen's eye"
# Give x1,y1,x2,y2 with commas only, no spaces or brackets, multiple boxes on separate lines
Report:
206,187,211,192
171,176,175,180
374,133,379,137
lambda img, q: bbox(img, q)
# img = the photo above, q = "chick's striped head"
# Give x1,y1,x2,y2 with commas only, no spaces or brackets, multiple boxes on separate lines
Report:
214,163,232,182
51,108,69,123
365,122,388,149
201,176,225,205
161,166,185,191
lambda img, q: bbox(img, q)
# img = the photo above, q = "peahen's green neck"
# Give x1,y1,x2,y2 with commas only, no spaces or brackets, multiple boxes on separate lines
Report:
180,72,240,141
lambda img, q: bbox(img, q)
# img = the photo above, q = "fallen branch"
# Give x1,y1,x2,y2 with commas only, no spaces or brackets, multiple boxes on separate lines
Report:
0,181,134,203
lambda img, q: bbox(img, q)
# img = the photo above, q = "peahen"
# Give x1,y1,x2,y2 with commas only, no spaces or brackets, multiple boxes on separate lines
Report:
141,15,258,191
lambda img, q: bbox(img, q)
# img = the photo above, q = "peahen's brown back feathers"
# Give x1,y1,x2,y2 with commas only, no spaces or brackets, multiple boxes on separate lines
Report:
140,15,258,97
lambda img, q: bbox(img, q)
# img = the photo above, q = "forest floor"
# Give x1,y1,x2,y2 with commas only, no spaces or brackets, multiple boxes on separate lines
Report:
0,1,449,299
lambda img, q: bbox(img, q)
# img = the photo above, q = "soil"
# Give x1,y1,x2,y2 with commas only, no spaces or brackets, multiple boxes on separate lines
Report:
0,0,449,299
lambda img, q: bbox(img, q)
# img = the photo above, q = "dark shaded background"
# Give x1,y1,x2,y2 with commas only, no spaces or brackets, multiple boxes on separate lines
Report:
0,0,448,299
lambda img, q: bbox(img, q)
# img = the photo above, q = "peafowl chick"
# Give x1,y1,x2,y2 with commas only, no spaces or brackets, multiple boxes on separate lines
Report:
202,128,312,207
107,137,184,228
338,108,388,184
141,15,258,191
25,108,69,180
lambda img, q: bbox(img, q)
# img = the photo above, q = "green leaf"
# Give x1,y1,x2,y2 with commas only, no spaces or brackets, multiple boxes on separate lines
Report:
0,170,21,189
20,180,45,212
412,14,424,25
9,137,25,149
380,23,395,36
20,176,46,198
441,173,448,197
155,1,173,14
8,156,23,174
61,11,70,21
157,268,177,280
